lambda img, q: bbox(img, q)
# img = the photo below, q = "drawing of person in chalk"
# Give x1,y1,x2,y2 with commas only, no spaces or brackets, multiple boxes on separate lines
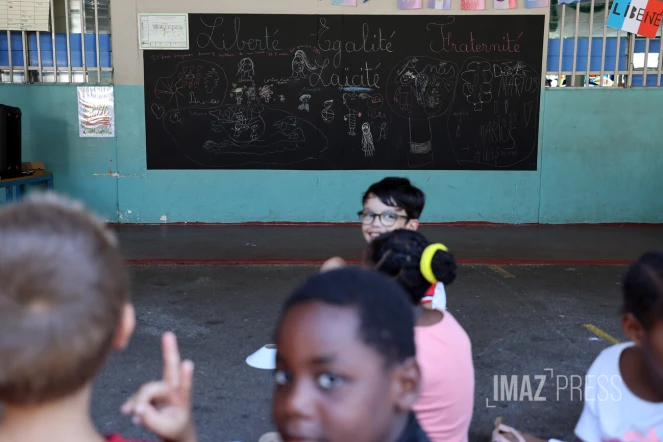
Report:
237,58,255,82
291,50,317,79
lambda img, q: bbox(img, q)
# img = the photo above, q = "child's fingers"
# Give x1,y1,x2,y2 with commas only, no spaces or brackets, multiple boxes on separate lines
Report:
162,332,181,388
130,381,171,410
178,359,195,404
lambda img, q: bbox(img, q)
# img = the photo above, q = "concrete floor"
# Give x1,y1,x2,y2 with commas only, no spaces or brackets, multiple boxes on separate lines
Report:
92,264,627,442
112,224,663,264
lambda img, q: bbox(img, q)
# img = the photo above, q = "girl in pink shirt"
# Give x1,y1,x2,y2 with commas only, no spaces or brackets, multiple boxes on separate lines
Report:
365,230,475,442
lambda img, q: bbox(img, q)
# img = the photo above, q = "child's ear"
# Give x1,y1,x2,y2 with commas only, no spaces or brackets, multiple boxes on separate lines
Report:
622,312,645,345
392,357,421,412
113,303,136,350
405,219,419,231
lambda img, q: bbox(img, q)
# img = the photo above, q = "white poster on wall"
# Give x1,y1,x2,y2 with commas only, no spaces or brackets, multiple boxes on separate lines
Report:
138,13,189,50
77,86,116,138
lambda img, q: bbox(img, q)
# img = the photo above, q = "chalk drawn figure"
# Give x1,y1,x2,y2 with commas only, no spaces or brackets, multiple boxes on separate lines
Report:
461,60,493,111
291,50,318,79
393,60,418,112
343,93,362,136
380,122,388,140
204,69,220,94
237,58,255,82
367,94,386,119
231,88,244,105
298,94,311,112
245,86,258,104
259,85,274,103
322,100,335,123
361,123,375,157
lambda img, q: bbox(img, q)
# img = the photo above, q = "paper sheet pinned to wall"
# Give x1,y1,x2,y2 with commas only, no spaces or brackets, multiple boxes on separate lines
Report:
0,0,50,31
462,0,486,10
428,0,451,9
332,0,357,5
399,0,423,8
77,87,116,138
138,13,189,50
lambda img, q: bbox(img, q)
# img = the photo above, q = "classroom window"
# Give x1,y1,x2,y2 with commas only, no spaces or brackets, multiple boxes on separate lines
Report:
0,0,112,84
546,0,662,87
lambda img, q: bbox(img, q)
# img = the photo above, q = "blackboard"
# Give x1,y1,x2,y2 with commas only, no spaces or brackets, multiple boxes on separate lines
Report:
144,14,545,170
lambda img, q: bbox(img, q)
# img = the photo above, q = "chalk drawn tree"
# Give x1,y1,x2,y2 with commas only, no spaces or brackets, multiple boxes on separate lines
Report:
461,61,493,111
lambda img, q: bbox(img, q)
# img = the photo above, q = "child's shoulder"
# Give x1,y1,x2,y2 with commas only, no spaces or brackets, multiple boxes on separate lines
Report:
587,342,633,375
105,434,151,442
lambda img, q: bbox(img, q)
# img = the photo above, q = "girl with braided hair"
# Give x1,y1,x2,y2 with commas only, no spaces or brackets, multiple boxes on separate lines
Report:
365,229,475,442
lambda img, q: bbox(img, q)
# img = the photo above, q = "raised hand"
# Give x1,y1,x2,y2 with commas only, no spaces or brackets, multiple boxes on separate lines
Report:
121,332,197,442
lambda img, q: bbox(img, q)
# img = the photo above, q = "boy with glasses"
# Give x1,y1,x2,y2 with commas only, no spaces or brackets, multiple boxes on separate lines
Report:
321,177,425,271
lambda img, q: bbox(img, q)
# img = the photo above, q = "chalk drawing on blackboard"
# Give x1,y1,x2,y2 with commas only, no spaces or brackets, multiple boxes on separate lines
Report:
231,88,244,105
460,60,493,111
259,85,274,103
238,58,255,82
448,57,540,169
493,61,540,99
161,102,329,167
151,104,165,120
343,93,362,136
292,50,317,79
380,123,388,141
361,123,375,157
386,56,457,168
298,95,311,112
170,112,182,124
204,69,220,94
153,60,228,111
367,94,386,119
524,102,533,127
322,100,335,123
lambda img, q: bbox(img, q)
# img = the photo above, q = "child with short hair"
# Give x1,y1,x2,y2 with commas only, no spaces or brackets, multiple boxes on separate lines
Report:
321,177,425,271
124,267,432,442
493,250,663,442
0,193,195,442
366,229,474,442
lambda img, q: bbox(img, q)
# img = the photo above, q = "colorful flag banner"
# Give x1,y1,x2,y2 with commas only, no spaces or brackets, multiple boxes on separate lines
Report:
429,0,452,8
607,0,663,38
494,0,517,9
332,0,357,5
525,0,549,8
462,0,485,10
399,0,423,8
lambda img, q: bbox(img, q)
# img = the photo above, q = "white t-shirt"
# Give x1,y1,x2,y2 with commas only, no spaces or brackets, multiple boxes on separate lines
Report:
575,342,663,442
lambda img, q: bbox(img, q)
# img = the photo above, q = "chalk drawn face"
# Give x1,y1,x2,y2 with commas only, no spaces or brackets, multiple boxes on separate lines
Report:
362,123,370,134
300,95,311,104
343,93,360,110
368,95,384,110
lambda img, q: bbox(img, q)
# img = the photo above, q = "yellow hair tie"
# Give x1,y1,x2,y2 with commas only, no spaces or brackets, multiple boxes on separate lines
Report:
420,243,449,285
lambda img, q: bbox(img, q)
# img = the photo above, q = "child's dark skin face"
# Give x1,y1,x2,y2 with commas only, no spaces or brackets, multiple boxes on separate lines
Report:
272,302,420,442
622,314,663,401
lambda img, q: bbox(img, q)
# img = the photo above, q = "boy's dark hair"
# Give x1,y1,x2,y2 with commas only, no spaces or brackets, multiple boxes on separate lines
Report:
622,250,663,330
366,230,456,304
362,177,425,220
279,266,415,366
0,193,129,405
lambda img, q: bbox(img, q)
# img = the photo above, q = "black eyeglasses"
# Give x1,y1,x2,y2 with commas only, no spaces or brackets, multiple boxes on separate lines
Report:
357,210,409,227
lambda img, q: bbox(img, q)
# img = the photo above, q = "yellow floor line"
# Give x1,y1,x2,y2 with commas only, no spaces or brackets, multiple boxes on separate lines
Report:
488,265,515,278
583,324,621,345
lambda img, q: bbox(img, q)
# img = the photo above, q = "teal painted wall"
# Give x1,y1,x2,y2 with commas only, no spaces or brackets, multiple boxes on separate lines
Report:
1,84,661,223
